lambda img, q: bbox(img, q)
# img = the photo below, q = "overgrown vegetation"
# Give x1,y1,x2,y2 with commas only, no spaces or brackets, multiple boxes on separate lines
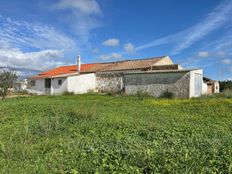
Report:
0,68,18,99
200,89,232,99
216,89,232,98
0,94,232,173
219,80,232,92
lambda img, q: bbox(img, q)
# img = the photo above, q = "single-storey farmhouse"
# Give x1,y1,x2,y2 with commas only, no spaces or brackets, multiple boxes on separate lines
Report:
28,56,218,98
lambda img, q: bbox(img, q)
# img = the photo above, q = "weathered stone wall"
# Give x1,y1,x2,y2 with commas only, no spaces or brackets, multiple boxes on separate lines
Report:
96,73,123,93
124,72,191,98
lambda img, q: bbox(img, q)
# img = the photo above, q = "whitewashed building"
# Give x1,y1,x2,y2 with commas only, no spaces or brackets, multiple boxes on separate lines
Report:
28,56,217,98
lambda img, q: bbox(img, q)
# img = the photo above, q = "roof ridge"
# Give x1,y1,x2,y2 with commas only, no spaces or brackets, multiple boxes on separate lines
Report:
52,56,168,68
56,63,97,68
103,56,167,63
92,56,167,64
122,56,167,62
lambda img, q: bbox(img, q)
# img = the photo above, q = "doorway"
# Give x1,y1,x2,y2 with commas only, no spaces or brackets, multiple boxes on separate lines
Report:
45,78,51,94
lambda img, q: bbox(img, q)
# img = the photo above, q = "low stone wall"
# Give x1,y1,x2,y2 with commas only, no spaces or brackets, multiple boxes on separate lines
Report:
124,72,191,98
96,73,123,93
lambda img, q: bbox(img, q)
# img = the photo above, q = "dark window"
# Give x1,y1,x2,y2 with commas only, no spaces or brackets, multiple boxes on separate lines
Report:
58,79,62,86
30,80,36,86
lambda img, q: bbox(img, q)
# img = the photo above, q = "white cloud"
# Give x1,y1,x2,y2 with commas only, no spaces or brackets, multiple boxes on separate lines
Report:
221,58,232,64
53,0,101,15
102,38,120,47
99,55,110,60
135,0,232,54
197,51,209,58
111,53,122,59
0,15,77,75
52,0,102,44
99,53,122,60
0,15,76,51
0,47,65,72
124,43,135,53
204,32,232,55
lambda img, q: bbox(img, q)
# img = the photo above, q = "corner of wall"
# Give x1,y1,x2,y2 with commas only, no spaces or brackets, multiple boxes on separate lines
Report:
66,76,70,92
189,71,194,98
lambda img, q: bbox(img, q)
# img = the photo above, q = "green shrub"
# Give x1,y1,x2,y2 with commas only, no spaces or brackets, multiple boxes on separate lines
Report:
217,89,232,98
200,89,232,99
160,90,175,99
219,80,232,92
14,90,29,95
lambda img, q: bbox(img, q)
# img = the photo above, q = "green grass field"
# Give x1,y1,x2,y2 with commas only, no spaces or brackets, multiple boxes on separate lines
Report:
0,94,232,173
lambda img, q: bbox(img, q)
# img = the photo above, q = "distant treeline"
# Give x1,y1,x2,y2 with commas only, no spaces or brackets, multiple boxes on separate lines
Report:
219,80,232,92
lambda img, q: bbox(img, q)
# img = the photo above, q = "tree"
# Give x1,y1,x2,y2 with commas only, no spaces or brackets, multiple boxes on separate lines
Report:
219,80,232,92
0,68,18,99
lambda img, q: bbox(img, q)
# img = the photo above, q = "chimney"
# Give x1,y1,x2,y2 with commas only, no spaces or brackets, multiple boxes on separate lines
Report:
77,55,81,72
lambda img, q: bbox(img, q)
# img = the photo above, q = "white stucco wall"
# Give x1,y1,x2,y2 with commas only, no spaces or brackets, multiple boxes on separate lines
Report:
51,78,68,95
189,69,203,98
202,82,208,95
28,79,45,95
67,73,96,94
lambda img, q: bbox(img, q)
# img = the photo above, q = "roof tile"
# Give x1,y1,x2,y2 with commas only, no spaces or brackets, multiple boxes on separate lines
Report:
30,56,169,79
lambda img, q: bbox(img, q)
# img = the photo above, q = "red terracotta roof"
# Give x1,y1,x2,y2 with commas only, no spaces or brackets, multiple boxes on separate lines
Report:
30,64,96,79
85,57,165,72
30,56,171,79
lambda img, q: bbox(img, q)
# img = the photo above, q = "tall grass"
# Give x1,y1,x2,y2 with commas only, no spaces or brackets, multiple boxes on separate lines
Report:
200,89,232,99
0,94,231,173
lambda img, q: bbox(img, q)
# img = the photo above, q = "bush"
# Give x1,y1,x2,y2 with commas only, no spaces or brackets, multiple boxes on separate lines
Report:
217,89,232,98
103,90,125,97
219,80,232,92
199,89,232,99
160,90,175,99
15,90,29,95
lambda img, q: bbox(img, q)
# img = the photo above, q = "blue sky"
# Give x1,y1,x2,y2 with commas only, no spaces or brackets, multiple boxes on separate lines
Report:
0,0,232,80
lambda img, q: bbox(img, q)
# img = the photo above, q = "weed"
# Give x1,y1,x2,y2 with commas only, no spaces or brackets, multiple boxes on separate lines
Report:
0,94,231,173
